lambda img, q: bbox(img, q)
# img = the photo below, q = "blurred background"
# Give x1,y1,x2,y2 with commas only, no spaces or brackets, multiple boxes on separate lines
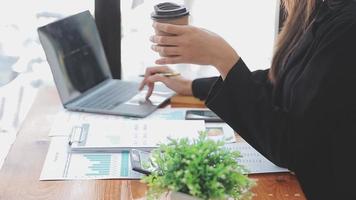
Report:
0,0,279,167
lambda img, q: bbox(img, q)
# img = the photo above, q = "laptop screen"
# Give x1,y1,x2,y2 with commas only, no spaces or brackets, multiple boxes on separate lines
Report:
38,11,112,104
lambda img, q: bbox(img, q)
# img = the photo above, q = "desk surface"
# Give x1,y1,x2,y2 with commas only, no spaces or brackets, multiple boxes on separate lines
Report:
0,87,306,200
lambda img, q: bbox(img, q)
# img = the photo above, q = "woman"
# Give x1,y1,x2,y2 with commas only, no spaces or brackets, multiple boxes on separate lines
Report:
140,0,356,199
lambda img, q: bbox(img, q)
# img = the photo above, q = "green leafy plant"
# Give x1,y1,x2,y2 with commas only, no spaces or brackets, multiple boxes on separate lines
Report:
142,134,255,200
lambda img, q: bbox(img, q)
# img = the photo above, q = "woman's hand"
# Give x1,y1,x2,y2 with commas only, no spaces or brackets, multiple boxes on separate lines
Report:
151,22,240,79
139,66,193,99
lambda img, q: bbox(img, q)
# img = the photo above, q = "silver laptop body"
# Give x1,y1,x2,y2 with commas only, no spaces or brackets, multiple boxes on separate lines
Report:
38,11,174,118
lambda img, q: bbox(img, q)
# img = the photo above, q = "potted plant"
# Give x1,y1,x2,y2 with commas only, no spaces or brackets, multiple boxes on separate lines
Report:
142,134,255,200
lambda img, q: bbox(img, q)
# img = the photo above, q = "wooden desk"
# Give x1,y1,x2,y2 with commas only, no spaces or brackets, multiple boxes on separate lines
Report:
0,87,306,200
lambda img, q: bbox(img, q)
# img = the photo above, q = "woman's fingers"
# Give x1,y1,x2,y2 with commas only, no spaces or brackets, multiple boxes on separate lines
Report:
155,56,184,65
145,82,154,100
150,35,180,46
151,45,181,56
144,66,172,77
139,66,172,90
153,22,186,35
147,73,169,84
145,74,170,99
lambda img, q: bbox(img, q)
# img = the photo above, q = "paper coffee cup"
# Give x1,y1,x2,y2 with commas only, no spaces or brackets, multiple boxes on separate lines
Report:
151,2,189,36
151,2,189,57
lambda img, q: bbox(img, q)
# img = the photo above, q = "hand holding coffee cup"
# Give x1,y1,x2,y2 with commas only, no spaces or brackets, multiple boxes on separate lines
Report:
150,2,239,79
151,2,189,57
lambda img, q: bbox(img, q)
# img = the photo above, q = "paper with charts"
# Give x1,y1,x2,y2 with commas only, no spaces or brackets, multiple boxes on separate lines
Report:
40,137,288,180
224,142,289,174
68,120,206,151
49,108,237,144
40,137,143,180
41,108,287,180
41,119,207,180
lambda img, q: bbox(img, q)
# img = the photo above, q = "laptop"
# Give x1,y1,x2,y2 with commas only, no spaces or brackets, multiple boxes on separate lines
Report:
38,11,174,118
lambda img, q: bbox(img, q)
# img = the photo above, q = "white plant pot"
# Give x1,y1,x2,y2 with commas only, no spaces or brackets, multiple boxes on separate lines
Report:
168,191,201,200
160,191,237,200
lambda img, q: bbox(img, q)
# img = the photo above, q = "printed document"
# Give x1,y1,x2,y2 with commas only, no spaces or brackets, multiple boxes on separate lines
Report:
40,137,142,180
49,108,236,144
68,120,206,151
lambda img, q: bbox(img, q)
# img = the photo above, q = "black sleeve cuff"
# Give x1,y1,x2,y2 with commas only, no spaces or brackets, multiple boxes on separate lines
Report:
206,58,254,108
192,77,219,100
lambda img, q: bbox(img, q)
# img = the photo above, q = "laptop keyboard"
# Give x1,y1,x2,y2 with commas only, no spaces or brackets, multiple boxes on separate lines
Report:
78,83,138,110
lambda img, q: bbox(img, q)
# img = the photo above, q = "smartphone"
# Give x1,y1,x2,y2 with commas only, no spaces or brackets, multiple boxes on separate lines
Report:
130,149,155,175
185,110,223,122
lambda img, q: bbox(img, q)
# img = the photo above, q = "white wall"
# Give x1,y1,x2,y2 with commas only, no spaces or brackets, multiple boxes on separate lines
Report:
191,0,279,71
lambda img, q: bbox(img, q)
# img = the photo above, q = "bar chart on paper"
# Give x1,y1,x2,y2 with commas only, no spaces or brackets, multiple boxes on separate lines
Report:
84,154,114,176
72,154,114,177
65,153,130,178
40,138,142,180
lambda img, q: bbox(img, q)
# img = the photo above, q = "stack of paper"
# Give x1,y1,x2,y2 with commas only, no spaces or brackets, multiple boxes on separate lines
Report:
40,108,288,181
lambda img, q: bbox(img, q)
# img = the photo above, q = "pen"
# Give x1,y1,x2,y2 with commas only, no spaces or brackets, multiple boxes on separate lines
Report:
139,72,181,77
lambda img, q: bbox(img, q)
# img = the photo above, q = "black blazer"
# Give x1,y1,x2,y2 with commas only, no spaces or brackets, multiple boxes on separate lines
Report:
192,1,356,199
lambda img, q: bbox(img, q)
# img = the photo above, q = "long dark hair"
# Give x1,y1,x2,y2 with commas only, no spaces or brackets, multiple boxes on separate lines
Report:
269,0,317,83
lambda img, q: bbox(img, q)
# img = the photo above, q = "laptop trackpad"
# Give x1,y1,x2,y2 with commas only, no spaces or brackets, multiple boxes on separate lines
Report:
123,91,169,106
110,88,173,117
112,91,168,117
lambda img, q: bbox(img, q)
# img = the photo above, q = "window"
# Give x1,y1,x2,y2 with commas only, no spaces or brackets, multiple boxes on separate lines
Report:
0,0,94,168
0,0,94,83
